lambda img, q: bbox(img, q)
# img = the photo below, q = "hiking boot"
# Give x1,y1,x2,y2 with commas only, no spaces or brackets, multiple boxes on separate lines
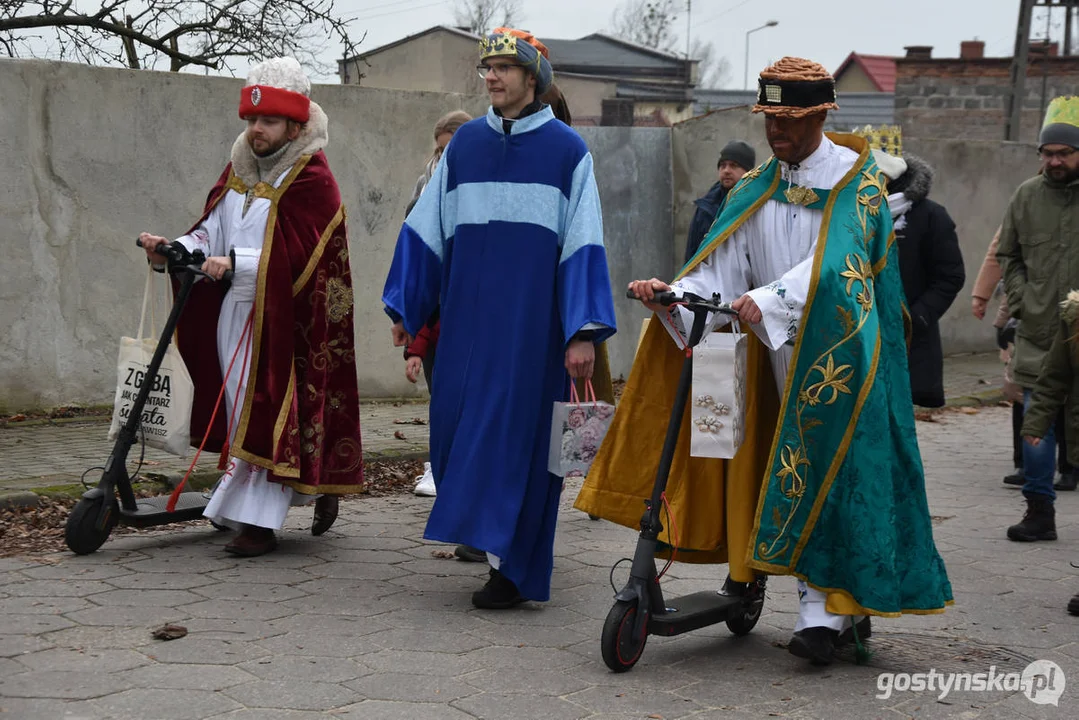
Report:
1003,468,1024,486
471,568,525,609
1007,494,1057,542
1068,593,1079,616
454,544,486,562
787,626,838,665
1054,473,1077,492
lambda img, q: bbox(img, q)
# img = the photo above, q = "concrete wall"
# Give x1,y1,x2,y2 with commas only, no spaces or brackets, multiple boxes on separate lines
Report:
0,59,672,411
669,107,1041,355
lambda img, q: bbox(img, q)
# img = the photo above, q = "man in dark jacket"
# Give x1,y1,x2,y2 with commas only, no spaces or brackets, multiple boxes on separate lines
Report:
683,140,755,264
876,151,965,408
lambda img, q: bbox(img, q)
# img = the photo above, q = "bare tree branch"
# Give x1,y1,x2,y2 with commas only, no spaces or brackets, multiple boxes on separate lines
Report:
0,0,361,75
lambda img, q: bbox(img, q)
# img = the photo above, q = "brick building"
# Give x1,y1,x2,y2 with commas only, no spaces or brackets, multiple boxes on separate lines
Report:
895,40,1079,144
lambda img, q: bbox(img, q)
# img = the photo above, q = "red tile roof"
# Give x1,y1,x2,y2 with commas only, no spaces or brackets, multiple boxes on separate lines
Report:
834,52,898,92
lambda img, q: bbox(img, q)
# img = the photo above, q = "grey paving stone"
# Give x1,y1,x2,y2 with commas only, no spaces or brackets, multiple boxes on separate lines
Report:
464,667,591,696
208,710,332,720
177,599,295,621
564,686,704,718
0,697,104,719
297,561,410,582
86,588,205,607
189,581,310,602
222,679,360,711
0,594,93,615
20,563,132,581
335,700,477,719
141,638,269,665
0,633,55,658
451,693,591,720
123,662,257,691
121,556,240,574
90,688,242,719
267,613,390,637
279,584,406,613
462,645,590,672
15,647,150,673
344,672,480,703
238,654,370,683
4,579,113,599
207,567,318,585
102,571,216,591
361,649,482,677
367,628,488,654
178,618,287,642
64,605,190,628
0,670,133,699
256,631,383,659
0,613,75,635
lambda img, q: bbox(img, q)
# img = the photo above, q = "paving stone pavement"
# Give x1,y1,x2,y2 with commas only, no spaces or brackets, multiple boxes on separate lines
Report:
0,353,1000,495
0,403,1077,719
0,402,431,493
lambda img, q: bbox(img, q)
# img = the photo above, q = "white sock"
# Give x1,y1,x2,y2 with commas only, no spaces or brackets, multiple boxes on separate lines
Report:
794,580,849,632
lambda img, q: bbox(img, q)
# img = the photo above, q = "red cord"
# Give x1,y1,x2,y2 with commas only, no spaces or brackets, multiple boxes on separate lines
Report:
655,490,682,582
165,311,254,512
217,314,254,470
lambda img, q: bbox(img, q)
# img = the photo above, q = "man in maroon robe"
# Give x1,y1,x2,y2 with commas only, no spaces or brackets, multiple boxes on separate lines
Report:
140,57,363,556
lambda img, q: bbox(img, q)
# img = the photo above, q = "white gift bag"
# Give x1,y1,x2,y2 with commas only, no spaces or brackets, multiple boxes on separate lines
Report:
107,270,194,457
548,380,616,478
689,328,747,459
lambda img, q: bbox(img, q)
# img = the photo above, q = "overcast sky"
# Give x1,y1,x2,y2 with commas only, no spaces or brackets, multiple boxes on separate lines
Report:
330,0,1043,87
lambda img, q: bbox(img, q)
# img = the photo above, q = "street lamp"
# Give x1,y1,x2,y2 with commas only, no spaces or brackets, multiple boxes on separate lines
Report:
744,20,779,91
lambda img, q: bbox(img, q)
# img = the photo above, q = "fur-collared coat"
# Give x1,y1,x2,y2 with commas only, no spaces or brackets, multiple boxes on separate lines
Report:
893,155,966,407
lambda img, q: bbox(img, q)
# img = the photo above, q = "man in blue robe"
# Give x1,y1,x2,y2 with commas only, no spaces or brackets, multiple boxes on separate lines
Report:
382,28,617,609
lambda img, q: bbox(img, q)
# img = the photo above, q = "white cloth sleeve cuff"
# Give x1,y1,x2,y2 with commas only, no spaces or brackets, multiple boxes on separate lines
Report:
746,285,798,352
230,248,261,302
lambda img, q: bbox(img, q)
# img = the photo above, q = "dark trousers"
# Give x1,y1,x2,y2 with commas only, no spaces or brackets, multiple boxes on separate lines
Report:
421,347,436,394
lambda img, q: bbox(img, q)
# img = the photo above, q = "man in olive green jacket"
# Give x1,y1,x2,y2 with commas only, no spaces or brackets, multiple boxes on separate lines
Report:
997,95,1079,542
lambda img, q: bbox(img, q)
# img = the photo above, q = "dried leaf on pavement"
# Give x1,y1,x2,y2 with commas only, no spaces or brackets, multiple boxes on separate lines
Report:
151,624,188,641
393,430,407,440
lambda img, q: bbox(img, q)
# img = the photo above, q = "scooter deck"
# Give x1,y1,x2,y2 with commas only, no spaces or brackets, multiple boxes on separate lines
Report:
118,492,209,527
649,590,742,637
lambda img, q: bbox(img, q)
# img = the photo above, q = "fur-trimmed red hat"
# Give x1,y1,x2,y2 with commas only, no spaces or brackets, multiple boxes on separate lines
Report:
238,57,311,123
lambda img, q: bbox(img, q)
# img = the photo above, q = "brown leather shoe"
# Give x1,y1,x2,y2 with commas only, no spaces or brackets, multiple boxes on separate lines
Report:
311,495,339,536
224,525,277,556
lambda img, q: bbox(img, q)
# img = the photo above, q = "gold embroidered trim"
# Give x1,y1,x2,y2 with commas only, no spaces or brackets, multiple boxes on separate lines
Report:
292,205,345,296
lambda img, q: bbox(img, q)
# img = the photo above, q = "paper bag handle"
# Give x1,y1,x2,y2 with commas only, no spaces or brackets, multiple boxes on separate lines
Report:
569,379,598,407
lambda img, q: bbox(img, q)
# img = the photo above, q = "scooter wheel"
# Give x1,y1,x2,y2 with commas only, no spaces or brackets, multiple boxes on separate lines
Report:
65,496,119,555
726,576,766,636
601,599,648,673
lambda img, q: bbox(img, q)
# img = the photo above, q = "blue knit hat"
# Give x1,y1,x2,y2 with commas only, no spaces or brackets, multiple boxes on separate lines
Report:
480,28,553,95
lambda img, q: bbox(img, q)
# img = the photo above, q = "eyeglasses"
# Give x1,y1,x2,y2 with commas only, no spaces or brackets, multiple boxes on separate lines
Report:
476,63,521,80
1039,147,1078,161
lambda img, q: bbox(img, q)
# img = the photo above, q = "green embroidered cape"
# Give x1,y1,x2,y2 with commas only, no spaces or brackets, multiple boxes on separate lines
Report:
688,134,953,615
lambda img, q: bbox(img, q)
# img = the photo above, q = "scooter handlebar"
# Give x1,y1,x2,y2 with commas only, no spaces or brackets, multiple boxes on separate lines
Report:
625,287,737,316
137,238,233,282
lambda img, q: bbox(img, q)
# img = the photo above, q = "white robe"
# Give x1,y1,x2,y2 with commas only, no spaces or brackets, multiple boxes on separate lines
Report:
667,136,862,632
176,168,309,531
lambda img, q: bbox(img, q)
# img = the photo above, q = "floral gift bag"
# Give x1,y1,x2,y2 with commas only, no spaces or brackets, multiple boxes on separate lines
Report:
689,329,747,459
548,380,616,478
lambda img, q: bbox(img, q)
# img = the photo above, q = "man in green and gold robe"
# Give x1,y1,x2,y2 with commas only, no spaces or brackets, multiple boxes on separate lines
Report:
575,57,952,665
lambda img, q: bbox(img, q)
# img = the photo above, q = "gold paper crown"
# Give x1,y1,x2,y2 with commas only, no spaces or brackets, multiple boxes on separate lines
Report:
1043,96,1079,129
479,32,519,60
851,124,903,155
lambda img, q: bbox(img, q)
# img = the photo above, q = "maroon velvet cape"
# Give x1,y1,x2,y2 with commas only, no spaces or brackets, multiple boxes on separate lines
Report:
176,151,364,495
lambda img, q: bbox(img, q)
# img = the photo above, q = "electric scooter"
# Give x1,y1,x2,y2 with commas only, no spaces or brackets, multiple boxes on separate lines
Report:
600,289,767,673
64,240,232,555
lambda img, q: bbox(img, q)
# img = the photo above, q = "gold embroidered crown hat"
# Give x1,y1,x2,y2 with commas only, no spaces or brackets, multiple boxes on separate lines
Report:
479,28,553,94
752,56,838,119
1040,96,1079,149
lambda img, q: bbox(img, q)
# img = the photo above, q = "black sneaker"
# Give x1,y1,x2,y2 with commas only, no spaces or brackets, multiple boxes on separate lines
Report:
454,544,486,562
471,569,525,609
787,626,838,665
1003,469,1024,486
838,616,872,645
1054,473,1077,491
